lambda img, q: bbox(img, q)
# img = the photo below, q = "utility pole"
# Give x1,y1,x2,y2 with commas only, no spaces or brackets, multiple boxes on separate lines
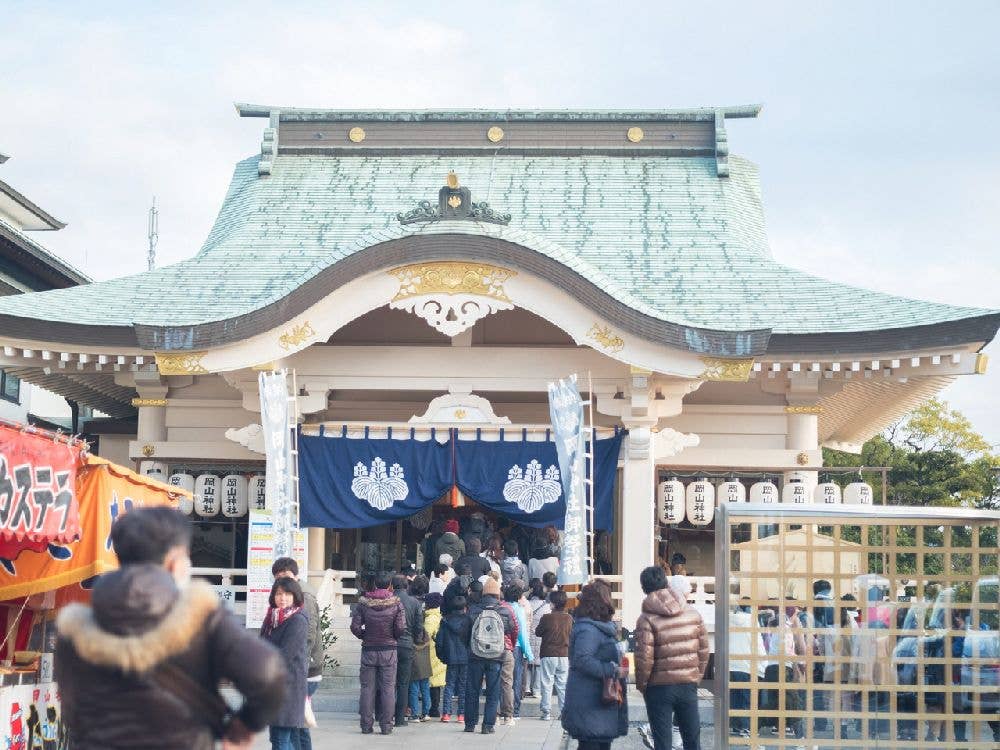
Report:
147,197,159,271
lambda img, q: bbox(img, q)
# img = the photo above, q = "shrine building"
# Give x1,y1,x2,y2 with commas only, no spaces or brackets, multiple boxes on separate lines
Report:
0,105,996,625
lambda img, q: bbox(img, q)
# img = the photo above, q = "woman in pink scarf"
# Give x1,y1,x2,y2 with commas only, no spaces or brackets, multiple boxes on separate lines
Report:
261,577,309,750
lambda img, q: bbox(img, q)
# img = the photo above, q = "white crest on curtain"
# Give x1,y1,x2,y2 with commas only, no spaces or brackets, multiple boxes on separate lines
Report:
503,459,561,513
352,457,409,510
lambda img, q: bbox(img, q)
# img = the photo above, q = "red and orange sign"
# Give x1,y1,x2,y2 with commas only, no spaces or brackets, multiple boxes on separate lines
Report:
0,424,83,545
0,456,185,601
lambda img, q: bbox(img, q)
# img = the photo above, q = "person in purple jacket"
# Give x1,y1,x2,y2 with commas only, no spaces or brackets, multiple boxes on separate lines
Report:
350,571,407,735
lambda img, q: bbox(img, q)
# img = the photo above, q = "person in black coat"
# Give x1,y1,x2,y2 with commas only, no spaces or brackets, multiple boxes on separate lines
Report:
392,574,426,727
562,582,628,750
455,537,492,580
261,577,310,750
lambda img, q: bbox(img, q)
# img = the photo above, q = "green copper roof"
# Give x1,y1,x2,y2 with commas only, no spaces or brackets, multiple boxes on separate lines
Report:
0,151,994,352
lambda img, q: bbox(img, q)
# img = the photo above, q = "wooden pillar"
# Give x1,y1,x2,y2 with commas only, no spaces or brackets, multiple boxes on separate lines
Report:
620,426,655,627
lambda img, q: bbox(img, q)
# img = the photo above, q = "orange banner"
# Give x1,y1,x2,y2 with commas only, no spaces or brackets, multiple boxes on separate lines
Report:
0,456,185,601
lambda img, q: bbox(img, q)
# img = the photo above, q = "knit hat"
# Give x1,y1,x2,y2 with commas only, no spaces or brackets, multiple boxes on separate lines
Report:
439,553,453,566
443,519,460,534
483,578,501,597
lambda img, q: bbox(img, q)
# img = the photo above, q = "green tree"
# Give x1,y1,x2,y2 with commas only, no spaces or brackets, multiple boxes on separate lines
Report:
824,398,999,509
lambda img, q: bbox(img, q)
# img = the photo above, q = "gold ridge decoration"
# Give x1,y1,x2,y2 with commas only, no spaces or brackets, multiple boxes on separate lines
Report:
796,451,811,466
698,356,755,382
389,262,516,302
785,405,824,414
587,324,625,354
626,126,644,143
155,351,209,375
348,127,366,143
278,321,317,351
487,126,505,143
131,398,168,408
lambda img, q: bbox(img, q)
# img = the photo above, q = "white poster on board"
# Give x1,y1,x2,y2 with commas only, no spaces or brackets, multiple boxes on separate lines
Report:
246,509,307,629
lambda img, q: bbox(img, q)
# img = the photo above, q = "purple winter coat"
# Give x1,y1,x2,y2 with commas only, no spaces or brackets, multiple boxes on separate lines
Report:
351,588,406,650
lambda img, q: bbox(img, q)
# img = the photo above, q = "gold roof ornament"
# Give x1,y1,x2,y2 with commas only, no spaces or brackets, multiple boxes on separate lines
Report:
626,126,645,143
487,126,504,143
447,171,459,189
348,127,366,143
156,351,209,375
699,356,755,382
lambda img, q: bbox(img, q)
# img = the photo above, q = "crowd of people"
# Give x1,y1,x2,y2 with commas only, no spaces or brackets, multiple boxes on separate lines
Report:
50,506,717,750
727,579,1000,746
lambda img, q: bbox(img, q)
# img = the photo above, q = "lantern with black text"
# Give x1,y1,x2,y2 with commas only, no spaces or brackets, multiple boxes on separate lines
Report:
814,479,842,505
749,479,778,504
194,474,220,517
250,474,267,511
169,473,195,515
782,477,809,504
718,478,746,503
139,461,168,482
222,474,249,517
658,478,685,524
844,480,874,505
686,478,715,526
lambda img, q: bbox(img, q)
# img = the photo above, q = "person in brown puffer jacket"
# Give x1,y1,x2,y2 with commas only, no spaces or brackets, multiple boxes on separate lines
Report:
634,565,709,750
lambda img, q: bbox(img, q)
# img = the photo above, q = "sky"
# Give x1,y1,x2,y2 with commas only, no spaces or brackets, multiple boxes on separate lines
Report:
2,1,998,446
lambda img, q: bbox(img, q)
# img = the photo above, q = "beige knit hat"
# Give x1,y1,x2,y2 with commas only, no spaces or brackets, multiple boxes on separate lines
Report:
483,578,501,597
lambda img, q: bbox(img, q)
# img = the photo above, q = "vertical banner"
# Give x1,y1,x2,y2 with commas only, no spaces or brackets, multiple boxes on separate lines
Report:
548,374,587,585
248,371,304,629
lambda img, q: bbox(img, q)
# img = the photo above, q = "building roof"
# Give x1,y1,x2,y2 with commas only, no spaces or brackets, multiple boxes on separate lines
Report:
0,109,995,357
0,215,91,290
0,176,66,230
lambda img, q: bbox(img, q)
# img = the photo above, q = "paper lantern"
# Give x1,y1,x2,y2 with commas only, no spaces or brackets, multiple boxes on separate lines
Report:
844,481,874,505
139,461,168,482
194,474,220,517
814,481,842,505
168,473,195,515
658,478,685,524
686,478,715,526
782,478,810,504
250,474,267,511
749,479,778,504
718,479,746,503
221,474,249,518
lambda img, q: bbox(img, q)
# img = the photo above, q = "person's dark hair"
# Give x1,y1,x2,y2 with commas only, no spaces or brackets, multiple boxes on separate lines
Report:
433,563,450,577
401,562,417,578
272,557,299,577
640,565,669,595
110,507,192,565
550,590,568,610
468,580,484,602
456,561,472,576
409,575,429,597
670,552,686,566
528,578,545,600
269,576,304,608
503,582,523,602
466,537,482,555
575,581,615,622
813,579,831,595
374,571,393,590
424,592,443,610
543,526,559,545
391,574,408,591
503,539,519,557
451,595,467,612
542,571,557,589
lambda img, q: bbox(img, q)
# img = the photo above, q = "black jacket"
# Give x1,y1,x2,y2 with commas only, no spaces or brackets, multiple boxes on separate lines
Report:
55,565,286,750
455,553,492,580
435,613,472,665
262,610,309,728
394,587,426,651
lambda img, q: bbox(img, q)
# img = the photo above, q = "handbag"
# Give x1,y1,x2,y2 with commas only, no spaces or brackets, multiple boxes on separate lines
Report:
601,673,624,705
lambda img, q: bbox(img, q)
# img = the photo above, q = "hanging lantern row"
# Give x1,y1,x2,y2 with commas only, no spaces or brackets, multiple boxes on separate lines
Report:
134,464,266,518
657,476,875,525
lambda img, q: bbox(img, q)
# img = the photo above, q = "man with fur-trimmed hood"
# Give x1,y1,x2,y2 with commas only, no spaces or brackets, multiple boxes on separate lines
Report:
55,507,286,750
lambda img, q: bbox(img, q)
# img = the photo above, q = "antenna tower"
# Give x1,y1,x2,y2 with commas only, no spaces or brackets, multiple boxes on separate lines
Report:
147,198,159,271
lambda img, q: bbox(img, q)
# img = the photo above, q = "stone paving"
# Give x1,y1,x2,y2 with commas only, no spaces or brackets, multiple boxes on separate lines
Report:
251,712,696,749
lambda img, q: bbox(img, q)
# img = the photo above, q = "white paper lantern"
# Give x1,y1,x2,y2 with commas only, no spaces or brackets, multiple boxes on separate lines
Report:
221,474,249,518
718,479,746,503
686,478,715,526
749,479,778,504
194,474,220,517
658,478,685,524
139,461,168,482
844,481,874,505
250,475,267,511
814,481,842,505
168,473,195,515
782,478,810,504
